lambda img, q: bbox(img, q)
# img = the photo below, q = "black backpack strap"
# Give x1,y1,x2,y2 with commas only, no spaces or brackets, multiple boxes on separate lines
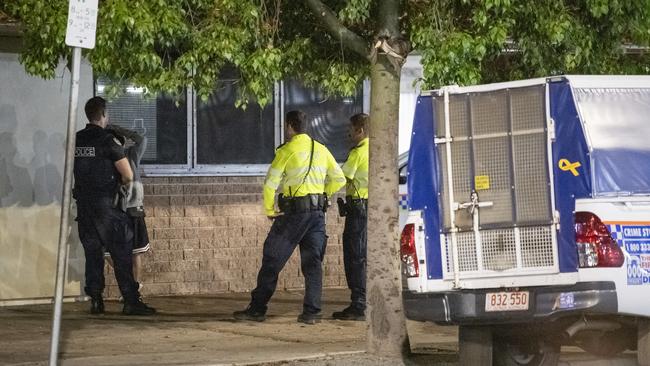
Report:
291,138,315,197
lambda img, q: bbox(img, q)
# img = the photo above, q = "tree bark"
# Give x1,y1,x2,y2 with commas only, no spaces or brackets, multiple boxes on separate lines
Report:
366,54,408,357
301,0,409,358
303,0,369,59
378,0,400,36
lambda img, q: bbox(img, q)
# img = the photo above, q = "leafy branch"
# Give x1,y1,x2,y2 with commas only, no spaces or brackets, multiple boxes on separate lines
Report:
303,0,370,59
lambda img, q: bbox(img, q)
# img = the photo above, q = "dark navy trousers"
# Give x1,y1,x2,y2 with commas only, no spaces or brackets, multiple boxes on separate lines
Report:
342,205,367,311
76,197,140,304
250,210,327,315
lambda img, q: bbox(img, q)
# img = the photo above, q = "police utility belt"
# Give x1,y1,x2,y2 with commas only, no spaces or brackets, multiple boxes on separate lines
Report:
278,193,328,214
337,196,367,217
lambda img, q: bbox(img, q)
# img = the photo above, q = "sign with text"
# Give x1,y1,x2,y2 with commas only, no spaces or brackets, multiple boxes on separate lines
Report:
65,0,98,49
608,224,650,285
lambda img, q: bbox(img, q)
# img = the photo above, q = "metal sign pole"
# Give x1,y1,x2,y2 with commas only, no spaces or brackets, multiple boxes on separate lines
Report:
48,46,81,366
50,1,98,362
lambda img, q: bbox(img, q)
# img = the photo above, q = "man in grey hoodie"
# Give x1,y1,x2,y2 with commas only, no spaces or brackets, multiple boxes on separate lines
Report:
106,124,150,291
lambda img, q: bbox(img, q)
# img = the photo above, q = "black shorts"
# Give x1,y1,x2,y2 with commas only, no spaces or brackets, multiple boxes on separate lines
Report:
131,215,150,253
105,215,150,256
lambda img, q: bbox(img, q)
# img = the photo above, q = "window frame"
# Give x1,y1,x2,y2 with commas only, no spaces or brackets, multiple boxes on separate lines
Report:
135,81,370,177
140,87,194,175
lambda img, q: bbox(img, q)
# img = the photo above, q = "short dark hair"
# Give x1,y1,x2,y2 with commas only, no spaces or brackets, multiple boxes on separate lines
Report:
350,113,369,133
286,110,307,133
85,96,106,122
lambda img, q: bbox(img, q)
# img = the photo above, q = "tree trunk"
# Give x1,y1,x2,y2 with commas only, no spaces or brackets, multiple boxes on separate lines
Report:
366,54,408,357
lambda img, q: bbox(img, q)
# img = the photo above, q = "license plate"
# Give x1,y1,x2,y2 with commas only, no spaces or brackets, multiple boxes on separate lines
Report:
485,291,529,312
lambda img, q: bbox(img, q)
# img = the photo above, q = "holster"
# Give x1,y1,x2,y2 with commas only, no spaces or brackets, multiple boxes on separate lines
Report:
337,197,348,217
278,194,327,214
344,196,368,214
112,184,131,212
126,206,145,217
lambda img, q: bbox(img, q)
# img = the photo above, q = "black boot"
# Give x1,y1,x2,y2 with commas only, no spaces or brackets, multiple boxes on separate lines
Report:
90,297,104,315
122,300,156,316
297,312,322,325
233,306,266,322
332,306,365,321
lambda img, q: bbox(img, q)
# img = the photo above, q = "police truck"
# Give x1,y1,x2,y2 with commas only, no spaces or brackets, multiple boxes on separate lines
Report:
400,76,650,365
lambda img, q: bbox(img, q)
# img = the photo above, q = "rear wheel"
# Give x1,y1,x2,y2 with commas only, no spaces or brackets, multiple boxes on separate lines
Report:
493,336,560,366
459,326,493,366
575,328,634,357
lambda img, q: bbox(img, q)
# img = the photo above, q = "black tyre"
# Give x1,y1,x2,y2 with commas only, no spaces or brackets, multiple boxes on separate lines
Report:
575,328,634,357
459,326,493,366
493,337,560,366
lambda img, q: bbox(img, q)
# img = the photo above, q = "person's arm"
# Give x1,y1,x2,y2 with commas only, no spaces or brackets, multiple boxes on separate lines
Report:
107,124,144,148
324,150,346,196
341,150,358,181
106,134,132,184
114,158,133,184
118,126,146,166
134,136,147,164
125,135,147,168
263,148,291,217
107,124,140,141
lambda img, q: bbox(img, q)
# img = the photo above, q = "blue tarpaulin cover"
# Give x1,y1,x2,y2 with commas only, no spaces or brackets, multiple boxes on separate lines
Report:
407,95,443,279
572,87,650,196
550,80,592,273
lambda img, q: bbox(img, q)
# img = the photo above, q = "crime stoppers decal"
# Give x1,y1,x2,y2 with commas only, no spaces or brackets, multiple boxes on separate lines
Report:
608,224,650,285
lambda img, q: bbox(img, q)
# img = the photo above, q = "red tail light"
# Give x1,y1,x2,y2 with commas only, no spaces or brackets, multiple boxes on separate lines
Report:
400,223,419,277
575,212,624,268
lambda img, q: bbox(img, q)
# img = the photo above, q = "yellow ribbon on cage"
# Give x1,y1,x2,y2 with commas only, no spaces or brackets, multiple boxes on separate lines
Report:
558,159,581,176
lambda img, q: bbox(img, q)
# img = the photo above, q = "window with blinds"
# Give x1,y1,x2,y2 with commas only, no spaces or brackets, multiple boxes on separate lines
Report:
96,79,188,165
196,70,276,165
284,80,363,161
95,76,365,175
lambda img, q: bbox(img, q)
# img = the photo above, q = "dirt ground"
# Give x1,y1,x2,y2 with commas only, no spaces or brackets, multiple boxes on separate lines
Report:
0,289,636,366
257,353,457,366
0,289,457,366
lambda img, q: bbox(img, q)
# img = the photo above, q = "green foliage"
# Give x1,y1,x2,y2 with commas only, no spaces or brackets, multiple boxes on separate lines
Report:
302,59,368,97
4,1,68,78
339,0,372,24
4,0,373,105
409,0,650,88
5,0,650,103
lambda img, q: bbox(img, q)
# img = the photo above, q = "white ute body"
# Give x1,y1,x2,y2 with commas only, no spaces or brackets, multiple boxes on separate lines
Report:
400,76,650,365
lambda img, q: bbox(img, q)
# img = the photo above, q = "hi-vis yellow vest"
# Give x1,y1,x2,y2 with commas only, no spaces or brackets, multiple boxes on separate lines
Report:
342,137,369,199
263,134,345,216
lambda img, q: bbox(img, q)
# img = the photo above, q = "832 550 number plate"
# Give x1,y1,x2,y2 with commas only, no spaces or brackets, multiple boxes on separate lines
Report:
485,291,529,312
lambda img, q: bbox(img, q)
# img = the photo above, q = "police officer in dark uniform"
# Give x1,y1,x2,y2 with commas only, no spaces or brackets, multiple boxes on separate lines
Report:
233,110,346,325
74,96,155,315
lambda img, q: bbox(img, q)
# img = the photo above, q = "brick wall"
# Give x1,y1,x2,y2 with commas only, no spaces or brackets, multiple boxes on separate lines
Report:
104,176,347,298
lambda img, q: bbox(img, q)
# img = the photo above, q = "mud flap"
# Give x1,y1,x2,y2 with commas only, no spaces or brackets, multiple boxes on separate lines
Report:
639,319,650,366
459,325,492,366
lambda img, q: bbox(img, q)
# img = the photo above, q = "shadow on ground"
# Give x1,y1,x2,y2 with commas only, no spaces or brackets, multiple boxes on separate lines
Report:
0,289,458,366
1,289,632,366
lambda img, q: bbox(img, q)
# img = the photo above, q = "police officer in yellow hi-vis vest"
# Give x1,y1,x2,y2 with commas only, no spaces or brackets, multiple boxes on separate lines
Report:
234,110,345,325
332,113,369,321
